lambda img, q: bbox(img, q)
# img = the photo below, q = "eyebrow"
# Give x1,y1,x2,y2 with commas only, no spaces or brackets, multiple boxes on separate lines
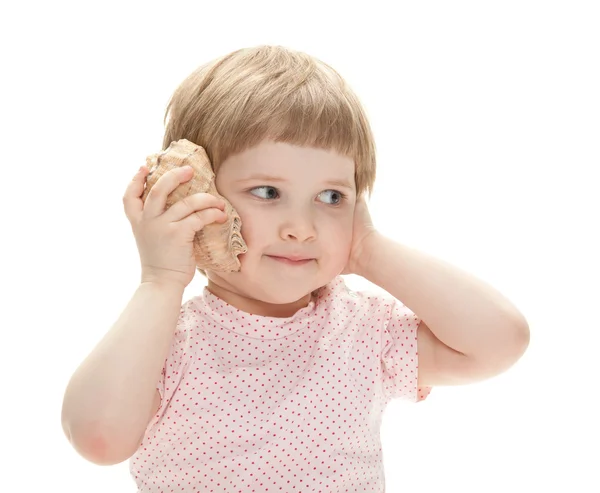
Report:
235,174,355,191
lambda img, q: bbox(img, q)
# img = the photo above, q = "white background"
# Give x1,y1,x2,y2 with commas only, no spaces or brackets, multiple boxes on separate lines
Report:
1,1,598,491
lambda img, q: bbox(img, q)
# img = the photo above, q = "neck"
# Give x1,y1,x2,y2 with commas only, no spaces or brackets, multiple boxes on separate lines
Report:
206,280,313,318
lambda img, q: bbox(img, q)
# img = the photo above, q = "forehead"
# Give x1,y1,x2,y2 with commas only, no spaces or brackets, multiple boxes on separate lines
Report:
219,140,355,178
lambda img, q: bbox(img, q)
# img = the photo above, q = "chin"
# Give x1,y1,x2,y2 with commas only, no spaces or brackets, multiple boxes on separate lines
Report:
209,260,342,304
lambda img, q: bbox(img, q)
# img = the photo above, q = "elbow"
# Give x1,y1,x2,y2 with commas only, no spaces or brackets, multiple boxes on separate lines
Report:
512,310,531,347
513,317,531,357
62,419,137,466
61,401,140,466
491,323,531,375
79,432,132,466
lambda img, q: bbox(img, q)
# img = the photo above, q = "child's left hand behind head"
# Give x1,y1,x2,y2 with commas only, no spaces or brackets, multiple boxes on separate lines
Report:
342,195,377,276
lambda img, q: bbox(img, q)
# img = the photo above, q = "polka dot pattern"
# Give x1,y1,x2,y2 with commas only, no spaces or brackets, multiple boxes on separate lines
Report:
129,276,431,492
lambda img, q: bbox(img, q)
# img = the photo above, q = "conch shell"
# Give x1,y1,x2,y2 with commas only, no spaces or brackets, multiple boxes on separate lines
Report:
141,139,247,273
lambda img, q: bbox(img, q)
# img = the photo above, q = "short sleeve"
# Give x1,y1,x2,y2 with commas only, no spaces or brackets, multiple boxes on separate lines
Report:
140,300,195,442
381,299,432,403
155,302,194,405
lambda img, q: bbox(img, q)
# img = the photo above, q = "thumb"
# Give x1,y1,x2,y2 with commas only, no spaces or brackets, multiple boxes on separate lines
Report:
122,166,149,221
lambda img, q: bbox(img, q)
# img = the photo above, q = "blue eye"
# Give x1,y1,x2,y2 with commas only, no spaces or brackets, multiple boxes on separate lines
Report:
318,190,345,205
250,186,279,199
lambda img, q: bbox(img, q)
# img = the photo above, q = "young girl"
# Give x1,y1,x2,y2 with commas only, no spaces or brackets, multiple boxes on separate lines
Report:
61,45,530,492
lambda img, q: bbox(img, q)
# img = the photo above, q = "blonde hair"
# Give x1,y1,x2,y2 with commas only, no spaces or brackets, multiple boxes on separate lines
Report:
162,45,377,197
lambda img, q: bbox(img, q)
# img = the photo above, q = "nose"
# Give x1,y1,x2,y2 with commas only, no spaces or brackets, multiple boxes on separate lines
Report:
279,209,317,242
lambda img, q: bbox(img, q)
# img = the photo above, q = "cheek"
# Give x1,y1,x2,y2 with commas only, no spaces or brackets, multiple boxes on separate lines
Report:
323,215,353,247
235,207,266,249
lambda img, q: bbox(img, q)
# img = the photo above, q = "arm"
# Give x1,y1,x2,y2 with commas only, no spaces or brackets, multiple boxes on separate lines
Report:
356,232,530,387
61,281,184,465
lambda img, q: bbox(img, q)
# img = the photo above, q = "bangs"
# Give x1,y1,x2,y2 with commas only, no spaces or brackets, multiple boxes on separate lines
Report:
163,45,376,196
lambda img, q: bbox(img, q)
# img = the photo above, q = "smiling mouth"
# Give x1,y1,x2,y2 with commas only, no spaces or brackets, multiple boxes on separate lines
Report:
266,255,314,266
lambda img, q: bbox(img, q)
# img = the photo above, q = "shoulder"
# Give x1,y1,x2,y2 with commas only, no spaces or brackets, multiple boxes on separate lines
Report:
170,295,205,342
318,277,409,328
336,281,489,388
317,276,389,314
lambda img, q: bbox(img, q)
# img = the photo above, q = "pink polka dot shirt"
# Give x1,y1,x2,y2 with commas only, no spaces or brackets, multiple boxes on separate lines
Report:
129,276,431,492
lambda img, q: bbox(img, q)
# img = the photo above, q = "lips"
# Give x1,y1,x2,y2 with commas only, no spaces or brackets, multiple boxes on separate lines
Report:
273,255,312,262
267,255,315,265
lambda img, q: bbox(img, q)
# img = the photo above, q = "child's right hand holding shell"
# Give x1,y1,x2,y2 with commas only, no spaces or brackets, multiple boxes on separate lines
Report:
123,165,228,288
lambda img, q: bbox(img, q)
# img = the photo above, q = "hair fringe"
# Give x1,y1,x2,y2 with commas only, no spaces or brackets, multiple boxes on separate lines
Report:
162,45,377,196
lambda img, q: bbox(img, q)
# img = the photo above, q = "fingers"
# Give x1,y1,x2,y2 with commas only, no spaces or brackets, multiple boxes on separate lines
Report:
177,206,229,233
143,165,194,219
162,191,226,223
123,166,150,222
124,164,229,231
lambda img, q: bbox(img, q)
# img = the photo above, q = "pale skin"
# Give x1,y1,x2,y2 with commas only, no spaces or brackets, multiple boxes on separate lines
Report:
209,140,529,386
346,202,530,387
149,140,529,413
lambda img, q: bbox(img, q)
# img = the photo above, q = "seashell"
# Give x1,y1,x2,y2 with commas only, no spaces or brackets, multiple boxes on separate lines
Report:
141,139,247,273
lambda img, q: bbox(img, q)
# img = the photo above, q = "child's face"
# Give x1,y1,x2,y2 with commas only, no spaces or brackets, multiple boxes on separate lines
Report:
207,139,356,309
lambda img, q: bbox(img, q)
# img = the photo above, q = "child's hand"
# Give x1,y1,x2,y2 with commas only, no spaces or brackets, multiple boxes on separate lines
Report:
123,165,228,288
342,195,377,276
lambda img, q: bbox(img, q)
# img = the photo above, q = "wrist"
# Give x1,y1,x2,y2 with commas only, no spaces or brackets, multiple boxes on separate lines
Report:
140,278,187,295
353,231,382,278
140,266,191,291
